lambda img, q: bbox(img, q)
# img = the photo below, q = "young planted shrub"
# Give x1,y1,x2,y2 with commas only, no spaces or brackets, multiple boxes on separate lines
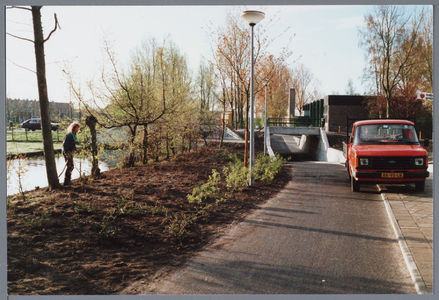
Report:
222,159,249,193
187,169,221,204
165,212,196,244
253,154,283,184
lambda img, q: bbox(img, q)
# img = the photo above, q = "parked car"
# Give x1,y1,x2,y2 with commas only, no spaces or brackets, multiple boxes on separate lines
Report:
20,118,60,131
343,119,429,192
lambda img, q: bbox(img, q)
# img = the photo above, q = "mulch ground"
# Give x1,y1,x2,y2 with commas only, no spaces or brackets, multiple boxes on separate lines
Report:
7,134,291,295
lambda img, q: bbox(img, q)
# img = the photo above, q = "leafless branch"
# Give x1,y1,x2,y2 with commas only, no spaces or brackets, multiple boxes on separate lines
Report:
7,6,31,11
7,59,36,74
44,13,60,43
6,32,34,43
6,6,33,43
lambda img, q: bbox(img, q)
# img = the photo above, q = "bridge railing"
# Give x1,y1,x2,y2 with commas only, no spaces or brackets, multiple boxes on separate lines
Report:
267,118,325,128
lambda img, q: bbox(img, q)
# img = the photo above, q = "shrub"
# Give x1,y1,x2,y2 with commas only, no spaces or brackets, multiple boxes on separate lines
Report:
19,209,52,229
223,159,249,193
253,154,283,184
195,203,213,221
98,215,121,239
148,204,169,216
187,169,221,204
165,212,196,244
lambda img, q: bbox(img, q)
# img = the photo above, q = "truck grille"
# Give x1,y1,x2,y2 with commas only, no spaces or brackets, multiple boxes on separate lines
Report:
370,157,416,169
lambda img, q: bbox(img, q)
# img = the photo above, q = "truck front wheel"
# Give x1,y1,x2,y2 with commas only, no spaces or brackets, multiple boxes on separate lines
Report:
415,181,425,192
351,176,360,192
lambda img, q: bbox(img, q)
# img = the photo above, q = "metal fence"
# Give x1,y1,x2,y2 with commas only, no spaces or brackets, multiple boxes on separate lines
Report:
267,118,325,128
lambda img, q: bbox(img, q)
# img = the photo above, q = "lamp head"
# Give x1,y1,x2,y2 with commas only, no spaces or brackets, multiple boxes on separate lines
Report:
240,10,265,26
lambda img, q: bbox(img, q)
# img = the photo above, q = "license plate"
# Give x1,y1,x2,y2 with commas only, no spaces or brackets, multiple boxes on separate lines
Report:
382,173,404,178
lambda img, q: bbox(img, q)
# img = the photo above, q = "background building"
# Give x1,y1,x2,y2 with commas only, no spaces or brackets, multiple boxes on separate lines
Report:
304,95,370,133
6,98,74,123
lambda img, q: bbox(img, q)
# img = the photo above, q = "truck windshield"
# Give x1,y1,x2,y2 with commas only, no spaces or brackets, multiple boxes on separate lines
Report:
353,124,419,145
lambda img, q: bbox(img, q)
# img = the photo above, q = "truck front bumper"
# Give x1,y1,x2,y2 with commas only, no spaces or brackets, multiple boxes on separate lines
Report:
353,170,429,181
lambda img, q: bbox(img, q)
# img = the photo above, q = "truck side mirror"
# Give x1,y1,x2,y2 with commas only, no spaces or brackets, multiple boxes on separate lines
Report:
349,136,354,144
424,138,430,147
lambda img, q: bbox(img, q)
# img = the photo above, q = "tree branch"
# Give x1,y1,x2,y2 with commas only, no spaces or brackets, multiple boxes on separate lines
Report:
7,6,31,11
7,58,36,74
43,13,60,43
6,32,34,43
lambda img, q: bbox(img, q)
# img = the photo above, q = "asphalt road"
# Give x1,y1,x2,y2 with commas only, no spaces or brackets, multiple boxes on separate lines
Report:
137,161,416,295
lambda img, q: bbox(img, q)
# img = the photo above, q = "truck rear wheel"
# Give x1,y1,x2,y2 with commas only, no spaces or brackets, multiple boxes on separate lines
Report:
351,176,360,192
415,181,425,192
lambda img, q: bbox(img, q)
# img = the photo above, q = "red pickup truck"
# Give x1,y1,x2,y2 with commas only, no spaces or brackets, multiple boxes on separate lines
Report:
344,119,429,192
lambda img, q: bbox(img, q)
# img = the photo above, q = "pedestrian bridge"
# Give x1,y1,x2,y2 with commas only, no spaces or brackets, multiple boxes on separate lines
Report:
269,126,321,136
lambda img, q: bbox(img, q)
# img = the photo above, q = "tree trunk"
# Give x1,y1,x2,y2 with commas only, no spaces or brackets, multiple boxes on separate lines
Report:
142,126,148,164
166,132,170,159
32,6,61,190
127,126,137,167
86,116,100,177
219,86,226,149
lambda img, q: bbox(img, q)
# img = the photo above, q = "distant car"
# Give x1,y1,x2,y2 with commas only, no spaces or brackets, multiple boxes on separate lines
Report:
20,118,60,131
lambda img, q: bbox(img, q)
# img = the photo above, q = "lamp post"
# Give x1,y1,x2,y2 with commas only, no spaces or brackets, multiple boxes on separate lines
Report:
264,79,268,156
241,10,265,186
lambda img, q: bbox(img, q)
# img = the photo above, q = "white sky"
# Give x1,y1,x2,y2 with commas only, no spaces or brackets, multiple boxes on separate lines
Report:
5,5,430,103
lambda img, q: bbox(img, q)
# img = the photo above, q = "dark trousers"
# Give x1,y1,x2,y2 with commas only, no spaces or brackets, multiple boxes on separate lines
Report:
63,152,74,185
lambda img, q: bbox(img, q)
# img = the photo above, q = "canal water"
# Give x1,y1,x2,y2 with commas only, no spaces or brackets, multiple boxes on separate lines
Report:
7,155,111,196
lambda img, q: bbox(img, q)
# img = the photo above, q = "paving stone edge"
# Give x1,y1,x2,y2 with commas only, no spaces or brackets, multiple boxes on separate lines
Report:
381,193,429,294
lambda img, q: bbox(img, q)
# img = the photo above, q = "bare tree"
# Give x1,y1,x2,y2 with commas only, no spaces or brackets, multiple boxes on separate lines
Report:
290,64,321,116
409,8,433,92
207,8,293,129
196,61,217,112
7,6,61,190
261,62,290,118
359,5,423,118
345,78,359,95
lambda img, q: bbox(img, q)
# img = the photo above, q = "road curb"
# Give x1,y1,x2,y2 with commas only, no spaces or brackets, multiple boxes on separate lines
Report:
381,193,429,294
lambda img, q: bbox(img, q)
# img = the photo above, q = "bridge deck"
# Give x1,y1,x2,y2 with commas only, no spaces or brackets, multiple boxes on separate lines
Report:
269,126,321,136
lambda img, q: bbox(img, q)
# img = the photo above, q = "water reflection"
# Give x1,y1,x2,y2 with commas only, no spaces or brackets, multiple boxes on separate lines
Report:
7,155,110,196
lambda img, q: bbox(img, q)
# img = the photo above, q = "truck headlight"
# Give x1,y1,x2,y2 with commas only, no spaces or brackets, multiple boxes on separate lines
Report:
415,158,424,166
359,158,369,166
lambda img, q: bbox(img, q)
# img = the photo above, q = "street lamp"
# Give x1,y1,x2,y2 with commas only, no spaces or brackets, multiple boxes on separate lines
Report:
241,10,265,186
264,79,268,156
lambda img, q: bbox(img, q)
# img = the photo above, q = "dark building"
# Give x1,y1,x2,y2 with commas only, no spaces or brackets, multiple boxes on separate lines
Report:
323,95,370,133
304,95,371,133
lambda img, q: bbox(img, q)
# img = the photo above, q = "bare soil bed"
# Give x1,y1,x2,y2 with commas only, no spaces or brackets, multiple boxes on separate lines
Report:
7,136,290,295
